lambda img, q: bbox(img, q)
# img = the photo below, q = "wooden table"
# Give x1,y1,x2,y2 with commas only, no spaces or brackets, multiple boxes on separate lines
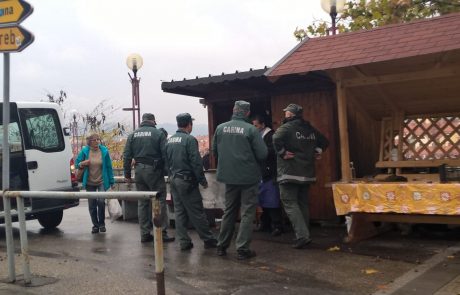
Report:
333,182,460,242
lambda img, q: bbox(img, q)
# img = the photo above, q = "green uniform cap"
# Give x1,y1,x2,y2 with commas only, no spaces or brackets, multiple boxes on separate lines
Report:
176,113,194,125
283,103,303,116
233,100,251,116
142,113,156,121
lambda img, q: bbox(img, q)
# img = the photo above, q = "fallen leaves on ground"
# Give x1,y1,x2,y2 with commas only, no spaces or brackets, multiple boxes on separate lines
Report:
327,246,340,252
362,268,379,275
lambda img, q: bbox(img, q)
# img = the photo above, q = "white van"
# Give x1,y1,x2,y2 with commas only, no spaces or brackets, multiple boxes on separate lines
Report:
0,102,79,228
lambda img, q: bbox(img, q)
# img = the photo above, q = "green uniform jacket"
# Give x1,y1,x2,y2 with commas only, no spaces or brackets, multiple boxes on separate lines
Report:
273,117,329,184
165,129,207,186
212,114,268,185
123,121,167,178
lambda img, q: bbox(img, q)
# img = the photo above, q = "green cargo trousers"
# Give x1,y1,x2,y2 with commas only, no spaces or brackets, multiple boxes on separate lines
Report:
170,177,215,248
279,183,310,240
217,183,258,252
135,164,168,238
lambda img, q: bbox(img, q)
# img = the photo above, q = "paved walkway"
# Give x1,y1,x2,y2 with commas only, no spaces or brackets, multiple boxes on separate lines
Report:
1,203,460,294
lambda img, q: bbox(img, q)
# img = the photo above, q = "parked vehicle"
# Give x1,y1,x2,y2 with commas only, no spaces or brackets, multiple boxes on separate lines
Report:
0,102,79,229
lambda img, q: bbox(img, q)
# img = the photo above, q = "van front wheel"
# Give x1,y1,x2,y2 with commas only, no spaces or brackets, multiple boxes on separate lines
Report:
37,210,63,229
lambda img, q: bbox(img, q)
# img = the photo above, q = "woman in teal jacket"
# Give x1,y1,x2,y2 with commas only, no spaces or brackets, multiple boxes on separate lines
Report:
75,133,115,234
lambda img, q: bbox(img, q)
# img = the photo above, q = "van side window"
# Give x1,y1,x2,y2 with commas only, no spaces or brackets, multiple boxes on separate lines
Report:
20,108,65,152
0,122,23,153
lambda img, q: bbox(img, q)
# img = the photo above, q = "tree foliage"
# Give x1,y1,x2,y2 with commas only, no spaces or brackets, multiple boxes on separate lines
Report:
294,0,460,40
46,90,67,106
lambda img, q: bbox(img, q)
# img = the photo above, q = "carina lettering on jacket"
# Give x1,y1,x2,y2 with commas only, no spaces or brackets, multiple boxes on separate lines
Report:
296,132,316,140
223,126,244,134
167,137,182,143
134,131,152,137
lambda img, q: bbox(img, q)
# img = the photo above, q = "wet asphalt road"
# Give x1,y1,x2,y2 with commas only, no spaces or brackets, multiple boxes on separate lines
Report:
1,201,460,294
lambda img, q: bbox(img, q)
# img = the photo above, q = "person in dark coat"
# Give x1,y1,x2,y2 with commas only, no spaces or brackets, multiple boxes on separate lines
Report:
273,104,329,249
202,149,210,171
252,114,283,236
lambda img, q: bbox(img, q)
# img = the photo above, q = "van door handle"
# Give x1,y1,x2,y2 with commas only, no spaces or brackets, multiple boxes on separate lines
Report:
27,161,38,170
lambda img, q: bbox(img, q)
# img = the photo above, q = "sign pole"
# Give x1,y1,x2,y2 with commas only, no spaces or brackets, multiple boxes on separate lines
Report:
3,52,16,282
0,0,33,283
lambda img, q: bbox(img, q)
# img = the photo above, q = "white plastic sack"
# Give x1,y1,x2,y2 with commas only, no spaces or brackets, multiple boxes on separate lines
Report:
107,199,122,222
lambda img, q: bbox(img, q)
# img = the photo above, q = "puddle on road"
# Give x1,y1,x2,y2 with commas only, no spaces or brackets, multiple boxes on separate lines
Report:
28,250,64,259
92,247,111,254
1,274,59,287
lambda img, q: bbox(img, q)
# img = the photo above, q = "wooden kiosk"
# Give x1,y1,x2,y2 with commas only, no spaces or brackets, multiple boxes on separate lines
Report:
162,69,340,221
267,13,460,242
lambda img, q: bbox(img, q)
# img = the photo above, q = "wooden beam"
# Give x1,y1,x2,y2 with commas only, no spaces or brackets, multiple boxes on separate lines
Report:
376,159,460,168
379,119,386,162
395,111,405,174
349,66,403,114
349,66,368,78
406,112,460,119
336,78,352,182
348,93,375,122
345,212,460,243
208,103,217,169
435,52,453,69
374,85,401,112
343,66,460,88
354,212,460,224
325,69,338,82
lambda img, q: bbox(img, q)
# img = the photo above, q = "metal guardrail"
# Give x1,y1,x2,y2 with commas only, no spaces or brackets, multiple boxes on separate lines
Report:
1,190,166,295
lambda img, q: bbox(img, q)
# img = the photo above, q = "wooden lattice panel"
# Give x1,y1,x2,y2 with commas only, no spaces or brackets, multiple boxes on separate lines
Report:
380,118,395,161
402,116,460,160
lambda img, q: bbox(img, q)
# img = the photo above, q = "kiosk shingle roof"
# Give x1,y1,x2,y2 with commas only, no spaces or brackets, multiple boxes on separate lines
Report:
266,13,460,78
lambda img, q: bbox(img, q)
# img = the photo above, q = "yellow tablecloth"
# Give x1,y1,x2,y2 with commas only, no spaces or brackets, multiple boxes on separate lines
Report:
332,183,460,215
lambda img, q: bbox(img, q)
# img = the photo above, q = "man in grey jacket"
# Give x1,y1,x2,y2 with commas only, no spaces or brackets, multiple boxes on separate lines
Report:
212,100,267,260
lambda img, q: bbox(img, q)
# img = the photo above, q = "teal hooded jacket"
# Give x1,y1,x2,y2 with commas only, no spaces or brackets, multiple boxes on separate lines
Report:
75,144,115,191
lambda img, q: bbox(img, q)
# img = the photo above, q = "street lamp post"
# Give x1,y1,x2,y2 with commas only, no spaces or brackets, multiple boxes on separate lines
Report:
70,109,79,156
321,0,345,35
124,53,143,131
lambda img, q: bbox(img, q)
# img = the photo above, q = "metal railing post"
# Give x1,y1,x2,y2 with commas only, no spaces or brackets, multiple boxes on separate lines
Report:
16,194,31,284
152,195,165,295
1,190,157,285
2,194,15,282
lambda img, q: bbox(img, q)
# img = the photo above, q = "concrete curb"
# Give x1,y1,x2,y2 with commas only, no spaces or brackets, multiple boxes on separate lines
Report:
373,242,460,294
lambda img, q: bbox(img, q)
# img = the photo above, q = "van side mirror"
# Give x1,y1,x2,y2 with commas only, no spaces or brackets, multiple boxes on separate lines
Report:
63,127,71,136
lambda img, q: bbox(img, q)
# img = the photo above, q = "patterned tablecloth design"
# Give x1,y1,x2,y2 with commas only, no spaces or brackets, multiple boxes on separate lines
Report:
332,183,460,215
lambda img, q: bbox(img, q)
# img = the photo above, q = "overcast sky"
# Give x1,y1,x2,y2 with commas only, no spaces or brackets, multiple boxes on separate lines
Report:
3,0,327,126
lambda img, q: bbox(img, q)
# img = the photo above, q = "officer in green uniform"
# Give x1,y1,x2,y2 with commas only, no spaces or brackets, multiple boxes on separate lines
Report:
165,113,218,251
273,104,329,249
212,100,268,260
123,113,175,243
